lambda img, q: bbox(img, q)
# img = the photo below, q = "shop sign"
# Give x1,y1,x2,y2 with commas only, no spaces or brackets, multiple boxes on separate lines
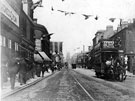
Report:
103,41,114,48
1,0,19,27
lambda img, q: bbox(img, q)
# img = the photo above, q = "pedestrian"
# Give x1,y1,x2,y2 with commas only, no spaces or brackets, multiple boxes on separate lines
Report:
124,55,128,70
18,58,27,85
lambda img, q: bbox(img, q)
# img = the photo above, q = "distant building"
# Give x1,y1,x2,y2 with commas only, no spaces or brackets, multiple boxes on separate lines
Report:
93,25,115,47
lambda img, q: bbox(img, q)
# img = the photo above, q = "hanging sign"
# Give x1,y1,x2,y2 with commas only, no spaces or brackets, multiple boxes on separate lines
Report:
103,41,114,48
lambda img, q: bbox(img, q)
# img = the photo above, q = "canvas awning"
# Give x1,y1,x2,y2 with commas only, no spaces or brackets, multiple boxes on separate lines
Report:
34,52,51,63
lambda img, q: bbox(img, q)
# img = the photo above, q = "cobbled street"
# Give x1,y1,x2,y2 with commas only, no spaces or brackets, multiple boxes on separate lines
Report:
2,68,135,101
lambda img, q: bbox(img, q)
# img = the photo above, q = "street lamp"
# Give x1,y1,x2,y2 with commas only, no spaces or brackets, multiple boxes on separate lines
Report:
22,0,43,10
41,33,54,40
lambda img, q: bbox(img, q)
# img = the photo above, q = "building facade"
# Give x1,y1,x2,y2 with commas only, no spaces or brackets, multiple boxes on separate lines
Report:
92,21,135,73
34,19,52,62
110,21,135,73
1,0,35,63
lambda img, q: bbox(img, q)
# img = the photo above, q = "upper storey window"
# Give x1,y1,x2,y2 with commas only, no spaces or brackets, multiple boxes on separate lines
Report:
22,0,29,15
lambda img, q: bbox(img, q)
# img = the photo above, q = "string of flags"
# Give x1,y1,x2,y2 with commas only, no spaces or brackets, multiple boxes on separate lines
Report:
50,6,128,23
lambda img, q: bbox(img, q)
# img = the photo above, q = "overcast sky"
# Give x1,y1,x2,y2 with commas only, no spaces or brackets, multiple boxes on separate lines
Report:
34,0,135,56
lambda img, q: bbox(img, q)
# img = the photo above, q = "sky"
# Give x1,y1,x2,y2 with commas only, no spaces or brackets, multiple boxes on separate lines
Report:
33,0,135,57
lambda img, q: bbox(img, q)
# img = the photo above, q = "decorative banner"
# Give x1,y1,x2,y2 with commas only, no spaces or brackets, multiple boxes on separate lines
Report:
95,16,98,20
51,6,54,11
51,7,132,23
57,10,65,13
50,41,63,54
109,18,116,22
70,12,75,15
82,14,92,20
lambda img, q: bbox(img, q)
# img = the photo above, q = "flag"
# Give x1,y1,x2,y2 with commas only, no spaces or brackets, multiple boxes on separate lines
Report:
70,12,75,15
82,14,92,20
109,18,115,22
57,10,65,13
95,16,98,20
51,6,54,11
65,12,69,16
31,0,43,10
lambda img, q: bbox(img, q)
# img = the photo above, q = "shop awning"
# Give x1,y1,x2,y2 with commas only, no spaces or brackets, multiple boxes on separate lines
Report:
34,52,51,63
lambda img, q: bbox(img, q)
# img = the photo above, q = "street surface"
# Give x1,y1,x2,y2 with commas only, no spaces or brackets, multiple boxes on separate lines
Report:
2,68,135,101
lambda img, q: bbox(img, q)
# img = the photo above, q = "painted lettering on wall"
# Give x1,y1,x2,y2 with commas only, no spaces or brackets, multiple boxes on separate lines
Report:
1,0,19,27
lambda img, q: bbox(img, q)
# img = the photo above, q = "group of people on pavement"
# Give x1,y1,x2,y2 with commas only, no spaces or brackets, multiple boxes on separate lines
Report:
1,57,62,90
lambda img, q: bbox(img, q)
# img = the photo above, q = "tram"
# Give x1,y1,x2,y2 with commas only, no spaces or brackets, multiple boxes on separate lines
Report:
93,39,126,81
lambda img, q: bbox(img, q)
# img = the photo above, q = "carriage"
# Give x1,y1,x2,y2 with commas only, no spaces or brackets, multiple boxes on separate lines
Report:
93,39,126,81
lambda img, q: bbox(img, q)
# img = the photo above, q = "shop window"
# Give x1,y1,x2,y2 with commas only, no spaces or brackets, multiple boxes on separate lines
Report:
1,36,6,47
12,41,15,50
3,37,6,47
15,42,19,51
8,39,12,49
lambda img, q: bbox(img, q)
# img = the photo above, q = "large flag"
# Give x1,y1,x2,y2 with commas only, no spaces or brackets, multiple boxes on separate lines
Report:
50,42,63,54
31,0,43,10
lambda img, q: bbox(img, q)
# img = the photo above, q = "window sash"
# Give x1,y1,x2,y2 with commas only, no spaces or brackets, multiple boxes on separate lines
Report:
8,39,12,49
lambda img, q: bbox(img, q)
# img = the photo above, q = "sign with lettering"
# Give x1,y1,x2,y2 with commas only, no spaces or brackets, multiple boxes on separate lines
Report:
35,39,41,51
103,41,114,48
1,0,19,27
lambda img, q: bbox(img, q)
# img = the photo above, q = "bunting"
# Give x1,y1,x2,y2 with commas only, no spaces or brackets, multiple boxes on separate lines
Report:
95,16,98,20
82,14,92,20
51,7,131,23
51,6,54,11
109,18,116,22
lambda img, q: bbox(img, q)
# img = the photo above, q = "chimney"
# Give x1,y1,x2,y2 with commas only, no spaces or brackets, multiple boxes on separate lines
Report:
106,25,113,31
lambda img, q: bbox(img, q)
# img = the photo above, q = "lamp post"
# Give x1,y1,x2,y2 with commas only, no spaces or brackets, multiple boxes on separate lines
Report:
22,0,43,10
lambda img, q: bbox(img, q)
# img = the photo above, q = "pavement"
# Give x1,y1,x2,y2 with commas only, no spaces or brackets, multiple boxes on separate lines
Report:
126,70,135,77
1,71,52,98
